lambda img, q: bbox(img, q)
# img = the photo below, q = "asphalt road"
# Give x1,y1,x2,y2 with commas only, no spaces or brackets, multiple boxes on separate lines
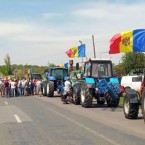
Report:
0,94,145,145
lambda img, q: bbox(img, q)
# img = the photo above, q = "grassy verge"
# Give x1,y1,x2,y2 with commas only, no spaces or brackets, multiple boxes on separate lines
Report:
119,96,124,107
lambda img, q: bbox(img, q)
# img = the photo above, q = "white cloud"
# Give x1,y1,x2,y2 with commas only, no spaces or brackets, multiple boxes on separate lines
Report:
1,1,145,66
0,22,31,36
73,2,145,22
41,12,63,19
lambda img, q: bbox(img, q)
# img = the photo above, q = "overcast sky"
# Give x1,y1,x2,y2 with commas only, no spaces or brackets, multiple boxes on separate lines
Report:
0,0,145,66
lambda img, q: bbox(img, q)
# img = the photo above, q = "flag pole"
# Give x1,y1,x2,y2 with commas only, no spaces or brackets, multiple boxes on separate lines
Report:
92,35,96,58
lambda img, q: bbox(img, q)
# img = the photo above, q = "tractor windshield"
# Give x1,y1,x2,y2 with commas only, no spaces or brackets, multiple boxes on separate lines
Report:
92,62,112,78
51,69,68,79
84,61,112,78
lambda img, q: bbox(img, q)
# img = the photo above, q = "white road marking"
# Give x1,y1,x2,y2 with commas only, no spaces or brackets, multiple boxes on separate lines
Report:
48,108,121,145
5,101,8,105
14,114,22,123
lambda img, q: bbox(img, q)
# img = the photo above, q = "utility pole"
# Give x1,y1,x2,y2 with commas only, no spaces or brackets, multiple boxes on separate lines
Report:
92,35,96,58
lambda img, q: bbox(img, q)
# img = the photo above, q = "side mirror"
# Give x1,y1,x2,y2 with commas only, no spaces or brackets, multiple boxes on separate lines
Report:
76,63,79,70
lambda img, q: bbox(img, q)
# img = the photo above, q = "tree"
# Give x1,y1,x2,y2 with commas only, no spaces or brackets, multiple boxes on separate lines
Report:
0,66,7,76
113,63,126,77
121,52,145,74
4,54,12,75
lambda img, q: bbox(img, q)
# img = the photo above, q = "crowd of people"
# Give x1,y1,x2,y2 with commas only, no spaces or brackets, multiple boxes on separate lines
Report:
0,78,43,98
0,76,78,105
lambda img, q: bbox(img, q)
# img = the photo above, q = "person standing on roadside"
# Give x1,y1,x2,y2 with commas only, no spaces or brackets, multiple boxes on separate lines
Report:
4,79,10,97
61,77,72,104
21,79,26,96
36,79,43,97
10,79,16,97
0,79,4,97
18,78,23,96
33,79,37,95
30,80,34,95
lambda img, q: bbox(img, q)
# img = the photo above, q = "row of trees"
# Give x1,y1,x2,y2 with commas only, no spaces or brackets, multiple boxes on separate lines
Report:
0,54,56,78
1,52,145,78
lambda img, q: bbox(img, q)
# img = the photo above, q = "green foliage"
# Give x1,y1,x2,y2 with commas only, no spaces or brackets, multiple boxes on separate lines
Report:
0,63,56,78
121,52,145,74
113,63,126,76
4,54,12,75
0,66,8,76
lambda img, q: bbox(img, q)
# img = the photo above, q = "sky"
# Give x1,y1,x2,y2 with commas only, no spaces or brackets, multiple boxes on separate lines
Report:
0,0,145,66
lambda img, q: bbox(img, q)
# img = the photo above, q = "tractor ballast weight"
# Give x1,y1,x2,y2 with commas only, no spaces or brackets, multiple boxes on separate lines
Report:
43,67,68,97
72,59,121,108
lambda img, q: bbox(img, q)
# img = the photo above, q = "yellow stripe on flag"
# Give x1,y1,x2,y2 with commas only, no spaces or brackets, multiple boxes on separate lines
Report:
120,31,133,53
71,46,78,58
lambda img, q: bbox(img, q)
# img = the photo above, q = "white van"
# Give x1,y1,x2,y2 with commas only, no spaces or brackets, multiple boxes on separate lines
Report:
121,75,143,92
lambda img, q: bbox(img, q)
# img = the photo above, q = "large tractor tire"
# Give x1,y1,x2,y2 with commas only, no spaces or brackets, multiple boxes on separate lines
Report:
73,83,81,105
47,81,54,97
80,83,93,108
123,95,139,119
142,88,145,122
42,81,47,96
105,91,120,107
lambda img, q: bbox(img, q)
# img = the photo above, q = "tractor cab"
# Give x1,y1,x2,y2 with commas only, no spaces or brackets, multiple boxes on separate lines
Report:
49,67,68,81
84,59,113,81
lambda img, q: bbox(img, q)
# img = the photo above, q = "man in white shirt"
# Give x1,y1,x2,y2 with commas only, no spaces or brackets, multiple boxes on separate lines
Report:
10,79,16,97
61,77,72,104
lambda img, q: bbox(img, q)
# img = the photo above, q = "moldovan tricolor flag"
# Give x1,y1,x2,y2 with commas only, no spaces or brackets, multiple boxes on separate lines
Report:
109,29,145,54
66,44,86,58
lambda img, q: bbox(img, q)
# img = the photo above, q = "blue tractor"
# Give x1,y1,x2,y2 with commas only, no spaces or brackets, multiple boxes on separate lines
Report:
42,67,68,97
73,59,121,108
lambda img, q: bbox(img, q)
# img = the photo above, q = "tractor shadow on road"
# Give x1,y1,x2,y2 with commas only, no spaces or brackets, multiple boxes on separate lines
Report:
90,102,123,112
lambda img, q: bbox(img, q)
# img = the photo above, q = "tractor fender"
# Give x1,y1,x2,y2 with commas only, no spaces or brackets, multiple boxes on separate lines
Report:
84,77,95,88
125,88,139,103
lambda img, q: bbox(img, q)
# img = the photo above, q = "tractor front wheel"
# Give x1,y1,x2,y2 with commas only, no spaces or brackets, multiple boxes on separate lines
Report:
80,83,93,108
73,83,81,105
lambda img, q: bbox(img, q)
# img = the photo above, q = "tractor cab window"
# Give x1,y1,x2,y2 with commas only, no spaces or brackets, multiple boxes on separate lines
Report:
51,69,68,79
92,62,112,78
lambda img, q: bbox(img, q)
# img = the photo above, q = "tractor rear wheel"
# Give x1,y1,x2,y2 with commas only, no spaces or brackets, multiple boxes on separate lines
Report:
123,95,139,119
47,81,54,97
106,91,120,107
80,83,93,108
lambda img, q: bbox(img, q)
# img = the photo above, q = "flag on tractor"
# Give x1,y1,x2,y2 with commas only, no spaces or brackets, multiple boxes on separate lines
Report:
109,29,145,54
66,44,86,58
